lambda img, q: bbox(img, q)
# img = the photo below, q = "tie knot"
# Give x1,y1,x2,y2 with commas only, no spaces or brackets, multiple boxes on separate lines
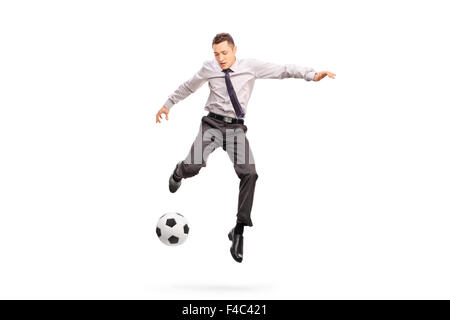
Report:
222,68,232,74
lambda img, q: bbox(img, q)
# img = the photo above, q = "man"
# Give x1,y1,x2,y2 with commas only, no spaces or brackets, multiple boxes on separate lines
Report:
156,33,335,263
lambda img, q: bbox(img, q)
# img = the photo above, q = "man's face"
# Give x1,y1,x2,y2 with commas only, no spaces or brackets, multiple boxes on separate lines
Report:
213,41,237,69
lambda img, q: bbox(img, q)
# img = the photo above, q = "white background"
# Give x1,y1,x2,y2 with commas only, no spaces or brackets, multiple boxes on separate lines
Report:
1,0,449,299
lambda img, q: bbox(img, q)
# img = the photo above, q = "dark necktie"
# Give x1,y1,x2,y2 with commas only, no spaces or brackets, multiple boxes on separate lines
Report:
222,68,245,118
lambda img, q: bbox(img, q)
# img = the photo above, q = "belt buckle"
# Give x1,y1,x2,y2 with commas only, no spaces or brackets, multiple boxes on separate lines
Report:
223,116,233,124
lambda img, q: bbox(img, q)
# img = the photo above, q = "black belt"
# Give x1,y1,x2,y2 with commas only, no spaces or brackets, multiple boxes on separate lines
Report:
207,112,244,124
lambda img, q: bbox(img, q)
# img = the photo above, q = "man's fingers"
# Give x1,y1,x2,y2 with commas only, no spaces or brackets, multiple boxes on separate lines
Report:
315,71,335,81
156,111,169,123
156,108,170,124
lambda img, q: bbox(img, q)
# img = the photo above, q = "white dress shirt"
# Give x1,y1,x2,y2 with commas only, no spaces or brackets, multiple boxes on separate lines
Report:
163,57,316,119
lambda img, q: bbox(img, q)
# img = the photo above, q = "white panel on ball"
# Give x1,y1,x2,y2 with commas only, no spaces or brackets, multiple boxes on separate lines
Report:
156,212,189,246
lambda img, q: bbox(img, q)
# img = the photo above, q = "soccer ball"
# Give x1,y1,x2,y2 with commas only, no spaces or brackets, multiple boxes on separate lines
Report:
156,212,189,246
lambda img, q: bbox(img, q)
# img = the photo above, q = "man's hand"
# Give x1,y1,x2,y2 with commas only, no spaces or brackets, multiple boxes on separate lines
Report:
156,106,170,123
314,71,336,81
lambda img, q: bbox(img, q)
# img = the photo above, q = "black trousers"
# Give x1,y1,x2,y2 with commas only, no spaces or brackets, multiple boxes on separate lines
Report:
174,115,258,226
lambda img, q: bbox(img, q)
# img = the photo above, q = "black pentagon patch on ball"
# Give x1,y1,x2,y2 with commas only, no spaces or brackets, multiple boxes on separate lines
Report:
156,227,161,237
166,218,176,227
184,224,189,234
168,235,179,244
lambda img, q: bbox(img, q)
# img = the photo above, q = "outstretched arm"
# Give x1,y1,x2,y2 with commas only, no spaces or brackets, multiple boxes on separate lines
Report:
251,58,317,81
251,58,335,82
156,62,208,123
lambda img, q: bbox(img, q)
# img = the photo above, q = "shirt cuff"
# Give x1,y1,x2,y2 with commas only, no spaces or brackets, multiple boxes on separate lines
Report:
164,98,175,109
305,71,316,81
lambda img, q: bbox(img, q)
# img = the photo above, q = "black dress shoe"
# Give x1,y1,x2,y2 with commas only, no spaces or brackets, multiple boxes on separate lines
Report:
169,162,182,193
228,228,243,263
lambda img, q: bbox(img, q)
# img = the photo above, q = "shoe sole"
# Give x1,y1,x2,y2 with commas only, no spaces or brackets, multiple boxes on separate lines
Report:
230,248,242,263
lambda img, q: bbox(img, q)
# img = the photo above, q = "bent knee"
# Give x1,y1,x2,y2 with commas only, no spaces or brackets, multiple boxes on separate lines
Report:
241,171,258,181
235,165,258,180
180,162,204,177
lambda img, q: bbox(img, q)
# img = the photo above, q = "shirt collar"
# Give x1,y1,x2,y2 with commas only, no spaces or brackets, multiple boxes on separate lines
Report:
228,57,239,72
216,56,239,72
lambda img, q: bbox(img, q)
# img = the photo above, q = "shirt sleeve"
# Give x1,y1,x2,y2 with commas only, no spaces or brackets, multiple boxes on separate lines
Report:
163,61,208,109
251,58,316,81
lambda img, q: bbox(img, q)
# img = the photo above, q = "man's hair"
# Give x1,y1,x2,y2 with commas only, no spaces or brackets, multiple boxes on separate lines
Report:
212,33,235,48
